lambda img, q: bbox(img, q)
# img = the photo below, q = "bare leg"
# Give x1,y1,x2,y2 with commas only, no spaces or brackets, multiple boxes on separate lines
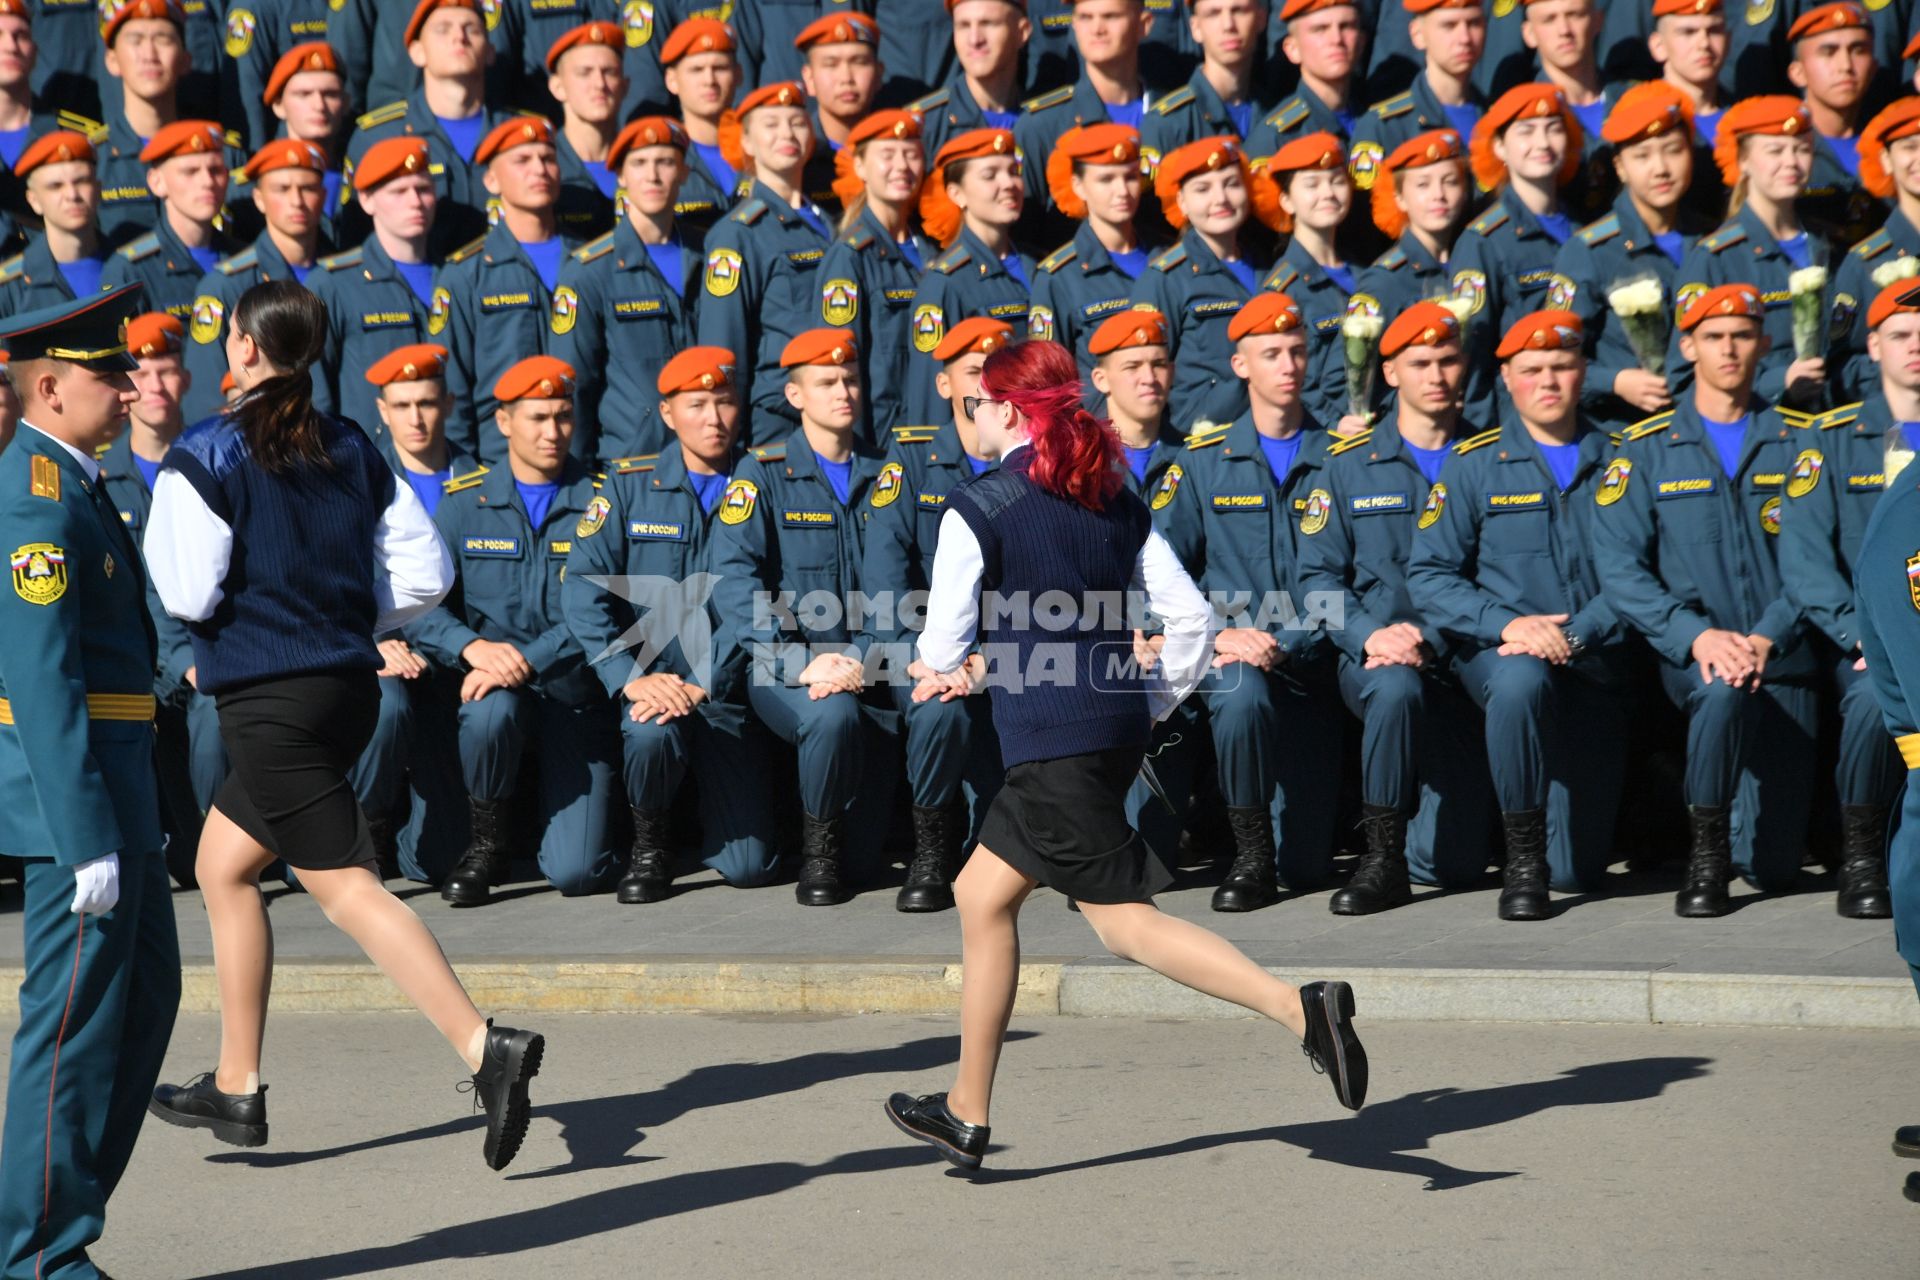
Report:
198,806,279,1093
1076,901,1306,1038
944,845,1036,1128
295,863,489,1070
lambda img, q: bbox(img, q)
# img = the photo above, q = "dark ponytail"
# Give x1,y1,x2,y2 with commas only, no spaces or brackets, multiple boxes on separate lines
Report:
227,279,331,474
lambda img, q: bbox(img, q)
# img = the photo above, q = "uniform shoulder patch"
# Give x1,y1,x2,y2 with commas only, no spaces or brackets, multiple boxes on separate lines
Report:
1376,248,1407,271
933,247,972,275
0,254,23,284
1702,225,1748,253
28,454,60,501
731,198,767,226
57,110,107,144
118,234,160,262
1265,99,1308,132
1184,429,1227,451
1022,85,1076,112
1622,411,1674,442
909,88,951,112
1151,244,1188,272
1814,403,1863,430
1328,429,1373,456
1374,91,1414,121
750,443,788,462
574,232,615,263
847,228,876,251
1467,206,1509,236
215,247,260,276
355,100,408,129
1453,428,1501,455
1270,266,1300,293
1038,244,1078,274
317,246,364,271
1854,230,1892,260
612,453,659,473
891,424,938,442
445,235,488,265
1578,214,1621,246
1153,85,1196,115
443,465,489,494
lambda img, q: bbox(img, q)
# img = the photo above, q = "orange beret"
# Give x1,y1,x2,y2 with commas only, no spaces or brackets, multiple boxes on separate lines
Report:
1652,0,1720,14
13,131,95,179
1155,135,1251,231
1712,96,1811,187
921,128,1018,245
1867,279,1920,330
1403,0,1477,12
404,0,483,47
125,312,184,360
1370,128,1465,239
1046,123,1141,220
1859,98,1920,198
263,42,343,107
102,0,183,46
1678,282,1763,331
780,328,858,369
933,126,1017,170
944,0,1024,9
1090,308,1170,355
932,317,1015,362
475,115,555,166
1227,293,1304,343
1786,1,1867,44
1908,30,1920,61
354,136,431,190
365,343,450,387
661,17,736,64
658,346,738,395
609,117,690,170
1495,309,1583,359
1279,0,1359,16
1471,84,1583,191
545,20,625,72
794,11,878,50
242,138,328,181
494,355,577,404
1267,130,1345,176
139,120,227,166
1601,81,1694,147
1380,301,1463,358
0,1,25,14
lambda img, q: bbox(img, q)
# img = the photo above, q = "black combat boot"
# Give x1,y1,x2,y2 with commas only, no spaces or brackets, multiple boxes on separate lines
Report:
1675,804,1733,918
796,811,849,906
442,797,511,907
367,812,399,881
617,806,675,904
1329,804,1413,916
1837,804,1893,919
1211,806,1281,911
897,802,964,912
1497,808,1551,920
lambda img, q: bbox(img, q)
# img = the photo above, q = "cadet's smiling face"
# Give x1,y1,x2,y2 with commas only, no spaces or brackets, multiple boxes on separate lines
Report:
664,51,741,119
275,70,346,143
1071,159,1142,228
854,138,927,206
1869,313,1920,391
950,154,1024,228
1177,166,1248,236
661,386,740,470
484,141,560,213
1280,166,1352,234
252,168,326,240
150,151,231,225
497,396,575,476
1740,133,1813,202
377,379,451,457
1395,160,1466,236
26,161,99,234
551,45,627,128
361,172,438,239
741,105,814,180
1612,130,1691,213
784,365,861,431
1231,329,1306,409
1493,115,1568,185
621,145,687,218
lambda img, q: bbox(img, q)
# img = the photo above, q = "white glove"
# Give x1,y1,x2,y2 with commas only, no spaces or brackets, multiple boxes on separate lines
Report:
70,853,120,916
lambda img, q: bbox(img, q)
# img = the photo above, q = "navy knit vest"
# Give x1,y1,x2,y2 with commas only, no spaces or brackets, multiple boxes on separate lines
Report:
945,447,1153,768
163,414,394,694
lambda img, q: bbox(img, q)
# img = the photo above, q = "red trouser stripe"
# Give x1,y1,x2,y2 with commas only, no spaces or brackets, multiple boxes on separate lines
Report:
35,914,86,1280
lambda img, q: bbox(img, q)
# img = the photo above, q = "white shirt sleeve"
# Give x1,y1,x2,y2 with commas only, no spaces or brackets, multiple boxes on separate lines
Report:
372,478,453,634
916,509,984,674
144,467,233,622
1134,527,1219,722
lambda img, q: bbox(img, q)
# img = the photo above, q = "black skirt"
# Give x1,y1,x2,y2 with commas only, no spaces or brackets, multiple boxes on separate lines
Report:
976,746,1174,904
212,669,381,871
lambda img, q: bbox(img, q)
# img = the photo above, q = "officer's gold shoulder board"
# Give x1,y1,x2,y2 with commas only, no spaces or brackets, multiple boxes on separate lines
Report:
1596,457,1633,505
1622,412,1674,443
1328,429,1373,456
891,424,938,439
1453,428,1501,455
356,101,408,130
718,477,758,524
1375,91,1414,121
1150,463,1182,509
1816,403,1864,431
750,443,787,462
613,453,658,473
1299,487,1332,534
446,235,488,265
1185,428,1227,450
1417,482,1447,529
1786,448,1823,497
444,465,489,494
576,493,611,537
1022,85,1075,113
1577,215,1620,247
29,455,59,501
11,542,66,605
1038,245,1077,274
870,461,904,507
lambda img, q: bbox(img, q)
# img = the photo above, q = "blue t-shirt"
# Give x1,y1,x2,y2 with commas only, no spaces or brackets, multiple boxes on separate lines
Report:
792,200,832,242
644,239,683,286
134,453,164,492
983,109,1018,131
1827,132,1861,178
1653,230,1686,266
815,453,853,503
1110,246,1148,279
1002,254,1029,288
1536,210,1572,245
1569,99,1607,142
1901,422,1920,455
405,466,451,516
522,237,564,292
323,168,343,214
1107,99,1144,131
1323,263,1355,296
966,451,992,474
694,141,739,194
1259,432,1303,485
1539,440,1580,492
584,159,618,198
395,259,436,306
1334,107,1358,136
1778,232,1811,270
289,263,311,286
438,112,485,161
687,467,728,514
188,245,222,275
1405,439,1450,483
1701,412,1750,478
897,237,923,271
1227,100,1253,140
1696,109,1723,147
56,256,104,300
0,125,29,169
1123,442,1155,482
1442,104,1483,143
516,479,561,530
1223,257,1258,293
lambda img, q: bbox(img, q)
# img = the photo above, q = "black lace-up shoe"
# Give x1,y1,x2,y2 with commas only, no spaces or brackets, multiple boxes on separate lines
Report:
1894,1126,1920,1158
464,1020,544,1171
1298,980,1368,1112
885,1091,989,1169
149,1072,268,1147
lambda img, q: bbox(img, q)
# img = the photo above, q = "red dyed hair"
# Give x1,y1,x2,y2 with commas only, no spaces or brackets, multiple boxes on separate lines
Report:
981,339,1123,511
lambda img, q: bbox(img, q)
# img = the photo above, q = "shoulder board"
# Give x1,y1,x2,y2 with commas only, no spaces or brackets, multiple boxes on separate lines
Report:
1266,99,1309,132
443,465,489,494
1151,244,1188,271
317,247,364,271
1452,427,1502,455
1467,206,1509,236
28,454,60,500
1376,247,1407,270
1153,86,1196,115
750,443,787,462
356,100,408,130
891,424,938,440
1608,430,1625,447
1854,230,1892,260
909,88,951,112
1021,85,1076,112
613,452,659,472
0,254,23,284
1038,244,1078,274
1702,225,1747,253
216,248,260,276
934,247,972,274
91,441,112,460
730,199,767,225
1185,429,1228,451
847,227,876,250
117,233,160,262
1776,406,1816,426
573,232,615,263
1815,402,1864,431
1271,266,1301,292
1577,214,1621,246
57,110,107,144
1328,429,1373,456
445,235,488,265
1375,91,1414,121
1622,411,1674,442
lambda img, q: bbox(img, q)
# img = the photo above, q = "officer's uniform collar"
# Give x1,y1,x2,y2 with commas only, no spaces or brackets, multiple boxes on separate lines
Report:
923,417,977,470
1498,187,1555,242
1071,219,1119,273
747,178,827,237
359,231,406,282
1289,85,1350,138
1608,189,1672,258
1850,386,1894,438
1881,206,1920,256
1731,201,1817,262
249,226,299,279
20,421,100,485
103,112,144,164
151,213,227,275
645,444,699,495
1370,413,1463,468
614,216,692,282
1069,74,1133,127
406,87,505,160
1178,224,1245,283
380,433,471,481
1272,236,1343,293
857,205,929,265
956,224,1023,279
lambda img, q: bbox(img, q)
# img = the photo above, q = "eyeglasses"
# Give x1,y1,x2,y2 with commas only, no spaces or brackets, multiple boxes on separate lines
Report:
962,395,997,421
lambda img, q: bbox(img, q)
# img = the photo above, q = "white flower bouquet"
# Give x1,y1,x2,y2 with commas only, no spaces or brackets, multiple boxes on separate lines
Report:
1789,265,1829,361
1341,311,1384,423
1605,277,1668,376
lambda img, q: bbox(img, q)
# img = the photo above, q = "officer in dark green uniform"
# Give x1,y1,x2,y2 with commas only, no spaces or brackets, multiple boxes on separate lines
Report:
1028,123,1151,392
0,283,179,1280
0,131,111,320
564,346,779,902
551,116,702,464
1592,282,1821,917
707,329,897,906
860,318,1008,912
100,120,241,324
